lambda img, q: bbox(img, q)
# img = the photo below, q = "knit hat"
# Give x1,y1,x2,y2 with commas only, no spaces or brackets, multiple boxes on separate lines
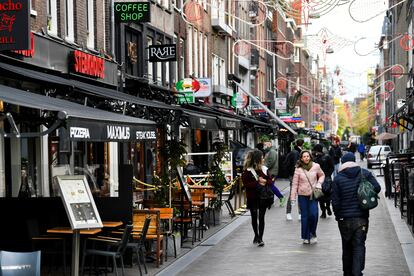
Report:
341,152,356,163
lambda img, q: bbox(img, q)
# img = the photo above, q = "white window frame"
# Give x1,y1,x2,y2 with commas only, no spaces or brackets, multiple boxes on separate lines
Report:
219,57,225,86
30,0,37,16
47,0,58,36
199,32,203,77
187,26,193,76
204,34,208,77
294,47,300,63
87,0,95,49
65,0,75,42
147,37,153,81
194,29,198,77
212,54,219,86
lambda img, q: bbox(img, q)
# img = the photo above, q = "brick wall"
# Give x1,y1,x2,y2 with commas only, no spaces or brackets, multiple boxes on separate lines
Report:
29,0,47,33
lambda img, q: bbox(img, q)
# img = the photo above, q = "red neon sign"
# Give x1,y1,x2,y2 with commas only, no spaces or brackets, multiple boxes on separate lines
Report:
71,50,105,79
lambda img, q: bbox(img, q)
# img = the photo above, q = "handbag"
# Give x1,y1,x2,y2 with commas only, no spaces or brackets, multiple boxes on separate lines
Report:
248,167,274,208
321,177,333,196
302,168,324,200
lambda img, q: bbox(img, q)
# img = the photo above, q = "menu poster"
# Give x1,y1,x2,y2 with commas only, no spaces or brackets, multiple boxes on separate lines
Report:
56,175,103,229
176,166,192,202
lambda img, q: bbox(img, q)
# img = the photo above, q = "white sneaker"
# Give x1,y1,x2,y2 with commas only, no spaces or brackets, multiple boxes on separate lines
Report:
302,239,310,244
286,213,293,221
298,214,301,221
310,237,318,244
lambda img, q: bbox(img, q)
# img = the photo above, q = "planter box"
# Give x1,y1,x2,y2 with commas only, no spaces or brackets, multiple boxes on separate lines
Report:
207,208,221,225
167,232,181,257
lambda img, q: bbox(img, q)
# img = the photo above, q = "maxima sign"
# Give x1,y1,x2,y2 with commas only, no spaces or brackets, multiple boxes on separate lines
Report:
114,2,150,23
148,44,176,62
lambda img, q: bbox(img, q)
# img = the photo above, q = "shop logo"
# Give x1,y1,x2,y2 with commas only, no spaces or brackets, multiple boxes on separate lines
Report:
70,127,90,139
148,44,176,62
107,125,130,140
136,130,156,140
0,0,29,50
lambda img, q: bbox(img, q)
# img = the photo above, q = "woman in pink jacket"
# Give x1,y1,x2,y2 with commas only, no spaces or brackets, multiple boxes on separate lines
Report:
290,150,325,244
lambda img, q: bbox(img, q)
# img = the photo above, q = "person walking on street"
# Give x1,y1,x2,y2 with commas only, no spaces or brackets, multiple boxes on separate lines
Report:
290,150,325,244
284,139,304,220
312,144,335,219
262,138,286,207
242,149,273,247
357,143,366,161
332,152,381,276
329,140,342,178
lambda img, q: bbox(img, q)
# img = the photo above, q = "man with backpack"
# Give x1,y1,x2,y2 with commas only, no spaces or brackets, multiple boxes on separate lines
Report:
332,152,381,276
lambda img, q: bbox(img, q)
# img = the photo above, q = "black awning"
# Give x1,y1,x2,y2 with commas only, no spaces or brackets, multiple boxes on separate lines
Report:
0,61,178,111
0,61,73,86
0,84,156,142
217,116,241,130
71,79,178,111
184,111,219,130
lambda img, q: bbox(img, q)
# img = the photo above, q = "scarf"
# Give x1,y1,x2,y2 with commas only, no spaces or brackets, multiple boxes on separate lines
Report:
297,160,313,171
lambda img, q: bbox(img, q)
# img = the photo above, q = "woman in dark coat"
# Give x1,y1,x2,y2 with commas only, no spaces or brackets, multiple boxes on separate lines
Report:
313,144,335,218
242,149,273,247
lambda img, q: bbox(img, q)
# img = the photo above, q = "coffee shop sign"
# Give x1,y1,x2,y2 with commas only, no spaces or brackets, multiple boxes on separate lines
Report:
114,2,151,23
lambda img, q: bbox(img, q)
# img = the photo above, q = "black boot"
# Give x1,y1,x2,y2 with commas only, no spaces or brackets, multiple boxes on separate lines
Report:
327,207,332,216
253,235,259,244
320,212,326,219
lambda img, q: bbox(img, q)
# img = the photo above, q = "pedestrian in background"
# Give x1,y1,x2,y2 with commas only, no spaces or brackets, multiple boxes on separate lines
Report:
332,152,381,276
261,138,286,207
329,139,342,178
284,139,304,220
290,150,325,244
357,143,366,161
312,144,334,218
242,149,273,247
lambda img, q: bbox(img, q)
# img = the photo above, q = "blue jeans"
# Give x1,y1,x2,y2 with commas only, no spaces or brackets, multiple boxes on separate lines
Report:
298,195,318,240
338,217,369,276
270,182,283,198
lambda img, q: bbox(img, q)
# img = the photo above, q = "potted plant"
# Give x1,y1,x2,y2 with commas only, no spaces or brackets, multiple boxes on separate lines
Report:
208,141,229,224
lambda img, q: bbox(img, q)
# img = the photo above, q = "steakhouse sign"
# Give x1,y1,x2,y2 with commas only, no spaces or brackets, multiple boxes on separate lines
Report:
0,0,30,51
70,50,105,79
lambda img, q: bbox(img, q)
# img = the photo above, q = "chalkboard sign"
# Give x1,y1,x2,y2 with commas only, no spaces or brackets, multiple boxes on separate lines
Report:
56,175,103,229
176,166,192,202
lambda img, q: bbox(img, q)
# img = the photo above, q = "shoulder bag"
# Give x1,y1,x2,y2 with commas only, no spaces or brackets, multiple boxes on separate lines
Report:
302,168,324,200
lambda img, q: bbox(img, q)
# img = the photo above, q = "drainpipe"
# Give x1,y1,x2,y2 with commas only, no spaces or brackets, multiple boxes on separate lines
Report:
111,0,115,58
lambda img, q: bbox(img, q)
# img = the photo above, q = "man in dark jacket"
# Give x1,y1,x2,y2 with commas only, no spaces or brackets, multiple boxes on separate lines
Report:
329,140,342,178
312,144,334,218
332,152,381,276
284,139,304,220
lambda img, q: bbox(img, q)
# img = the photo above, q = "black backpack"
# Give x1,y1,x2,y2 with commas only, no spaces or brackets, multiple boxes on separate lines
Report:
257,184,274,208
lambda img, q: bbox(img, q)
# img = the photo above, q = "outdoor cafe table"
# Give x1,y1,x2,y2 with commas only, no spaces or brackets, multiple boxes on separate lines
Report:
47,226,102,276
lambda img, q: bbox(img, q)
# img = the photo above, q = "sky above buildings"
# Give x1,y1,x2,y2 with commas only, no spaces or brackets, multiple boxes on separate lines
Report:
305,0,387,101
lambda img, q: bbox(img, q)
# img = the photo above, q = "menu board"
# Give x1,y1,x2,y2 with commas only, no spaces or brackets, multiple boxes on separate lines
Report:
56,175,103,229
176,166,192,202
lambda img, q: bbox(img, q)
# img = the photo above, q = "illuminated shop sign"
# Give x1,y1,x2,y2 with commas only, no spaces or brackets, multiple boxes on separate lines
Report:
70,50,105,79
114,2,151,23
0,0,30,50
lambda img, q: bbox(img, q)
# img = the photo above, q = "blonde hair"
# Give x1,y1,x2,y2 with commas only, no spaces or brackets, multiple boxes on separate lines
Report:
243,149,263,171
